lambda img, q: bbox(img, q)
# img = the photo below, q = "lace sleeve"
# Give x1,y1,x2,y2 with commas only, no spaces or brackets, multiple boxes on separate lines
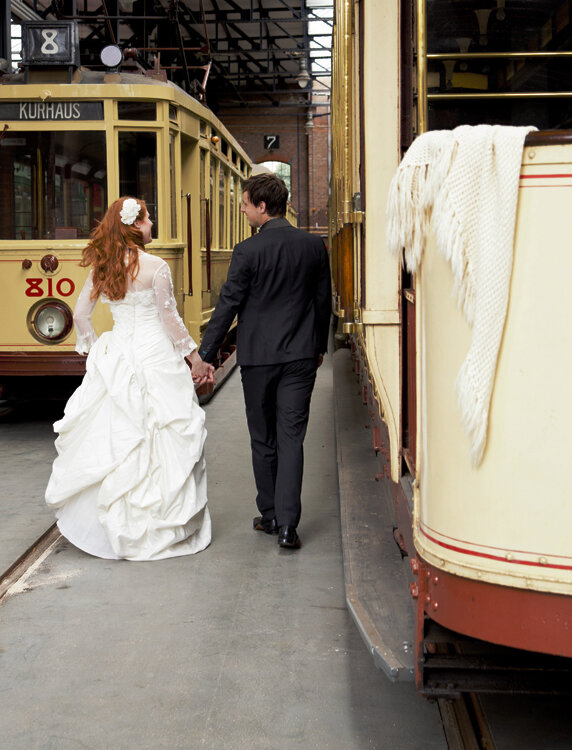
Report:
152,262,197,357
74,270,98,354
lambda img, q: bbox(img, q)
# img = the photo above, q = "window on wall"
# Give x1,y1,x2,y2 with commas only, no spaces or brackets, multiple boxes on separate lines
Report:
259,160,292,196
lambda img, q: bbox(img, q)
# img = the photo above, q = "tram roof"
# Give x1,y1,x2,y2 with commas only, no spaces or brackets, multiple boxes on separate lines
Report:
9,1,333,113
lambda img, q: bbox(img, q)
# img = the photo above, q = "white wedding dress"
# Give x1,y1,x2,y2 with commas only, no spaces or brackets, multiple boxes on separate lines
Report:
45,251,211,561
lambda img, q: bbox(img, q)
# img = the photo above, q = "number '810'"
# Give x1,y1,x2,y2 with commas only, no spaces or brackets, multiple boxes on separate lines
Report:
25,277,76,297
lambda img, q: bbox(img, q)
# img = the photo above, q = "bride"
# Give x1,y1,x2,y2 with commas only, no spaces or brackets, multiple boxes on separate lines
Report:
45,197,214,561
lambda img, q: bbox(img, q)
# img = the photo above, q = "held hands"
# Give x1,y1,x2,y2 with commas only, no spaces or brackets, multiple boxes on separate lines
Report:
187,351,215,386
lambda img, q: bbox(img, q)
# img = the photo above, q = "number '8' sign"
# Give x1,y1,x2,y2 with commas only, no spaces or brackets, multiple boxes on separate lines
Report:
22,22,76,66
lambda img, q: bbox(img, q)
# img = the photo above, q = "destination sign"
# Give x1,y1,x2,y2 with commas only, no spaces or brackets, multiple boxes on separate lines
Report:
0,101,103,121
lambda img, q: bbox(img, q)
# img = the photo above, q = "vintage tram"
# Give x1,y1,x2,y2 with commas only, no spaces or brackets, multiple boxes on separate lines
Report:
330,0,572,695
0,20,252,400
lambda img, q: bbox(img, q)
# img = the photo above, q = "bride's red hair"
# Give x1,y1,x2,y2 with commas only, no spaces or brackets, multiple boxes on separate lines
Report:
81,197,147,301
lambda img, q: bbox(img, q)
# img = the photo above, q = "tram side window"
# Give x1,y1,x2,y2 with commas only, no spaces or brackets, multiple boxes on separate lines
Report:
0,131,107,240
219,165,227,248
200,148,207,248
210,158,216,247
117,102,156,121
118,132,158,238
425,0,572,129
229,177,235,247
169,132,177,238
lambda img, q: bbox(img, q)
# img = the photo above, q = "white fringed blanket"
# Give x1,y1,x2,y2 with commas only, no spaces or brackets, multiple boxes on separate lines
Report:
387,124,536,465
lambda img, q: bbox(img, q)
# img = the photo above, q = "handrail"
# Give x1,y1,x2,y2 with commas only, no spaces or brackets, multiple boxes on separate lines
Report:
525,130,572,147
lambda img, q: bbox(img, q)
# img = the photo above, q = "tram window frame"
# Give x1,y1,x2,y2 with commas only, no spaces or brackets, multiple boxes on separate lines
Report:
118,130,158,239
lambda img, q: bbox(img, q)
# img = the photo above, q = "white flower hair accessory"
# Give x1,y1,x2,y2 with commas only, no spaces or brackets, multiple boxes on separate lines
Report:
120,198,141,226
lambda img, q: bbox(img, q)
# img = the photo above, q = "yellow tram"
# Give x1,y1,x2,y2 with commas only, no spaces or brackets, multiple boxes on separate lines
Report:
330,0,572,695
0,21,251,398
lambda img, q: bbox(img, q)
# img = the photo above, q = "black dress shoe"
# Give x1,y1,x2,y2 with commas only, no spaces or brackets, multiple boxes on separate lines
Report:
278,525,301,549
253,516,278,535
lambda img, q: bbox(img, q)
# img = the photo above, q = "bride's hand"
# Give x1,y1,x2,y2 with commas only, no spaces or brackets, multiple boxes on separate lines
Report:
186,351,215,385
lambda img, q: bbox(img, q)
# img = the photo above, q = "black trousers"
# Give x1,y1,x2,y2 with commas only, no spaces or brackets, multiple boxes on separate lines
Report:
240,358,318,528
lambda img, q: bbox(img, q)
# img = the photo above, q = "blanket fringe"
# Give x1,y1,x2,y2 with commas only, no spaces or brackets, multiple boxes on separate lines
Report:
455,360,488,466
432,192,476,325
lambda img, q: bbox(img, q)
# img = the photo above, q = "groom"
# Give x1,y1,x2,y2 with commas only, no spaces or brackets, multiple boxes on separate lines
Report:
194,173,331,550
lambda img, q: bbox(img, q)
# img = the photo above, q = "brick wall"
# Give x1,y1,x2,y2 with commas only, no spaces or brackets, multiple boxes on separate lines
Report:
218,101,329,236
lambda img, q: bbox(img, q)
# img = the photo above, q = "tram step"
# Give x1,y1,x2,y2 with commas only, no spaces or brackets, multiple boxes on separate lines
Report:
333,348,415,682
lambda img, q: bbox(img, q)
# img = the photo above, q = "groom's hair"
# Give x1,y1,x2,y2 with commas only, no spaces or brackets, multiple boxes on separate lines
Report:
242,173,288,217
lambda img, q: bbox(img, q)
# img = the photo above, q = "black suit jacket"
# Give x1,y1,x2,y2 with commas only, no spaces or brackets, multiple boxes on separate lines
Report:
199,217,332,366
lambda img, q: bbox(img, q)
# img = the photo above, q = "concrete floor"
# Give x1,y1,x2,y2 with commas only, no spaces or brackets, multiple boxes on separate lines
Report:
0,400,59,571
0,356,445,749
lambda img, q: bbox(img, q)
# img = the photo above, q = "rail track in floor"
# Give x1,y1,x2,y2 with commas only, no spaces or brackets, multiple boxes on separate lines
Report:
0,523,61,604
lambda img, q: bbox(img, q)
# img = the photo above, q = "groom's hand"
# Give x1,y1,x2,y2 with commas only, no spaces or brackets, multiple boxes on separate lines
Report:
187,352,215,385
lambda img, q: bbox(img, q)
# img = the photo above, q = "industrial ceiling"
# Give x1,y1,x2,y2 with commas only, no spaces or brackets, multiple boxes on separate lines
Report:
10,1,333,111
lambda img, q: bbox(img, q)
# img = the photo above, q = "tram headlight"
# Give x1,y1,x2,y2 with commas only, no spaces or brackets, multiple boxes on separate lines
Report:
28,300,74,343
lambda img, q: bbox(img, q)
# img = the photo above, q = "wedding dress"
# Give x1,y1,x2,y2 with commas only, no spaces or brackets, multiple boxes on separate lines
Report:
45,251,211,561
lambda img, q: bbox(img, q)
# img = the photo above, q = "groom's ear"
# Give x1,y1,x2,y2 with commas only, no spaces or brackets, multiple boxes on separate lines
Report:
258,200,267,215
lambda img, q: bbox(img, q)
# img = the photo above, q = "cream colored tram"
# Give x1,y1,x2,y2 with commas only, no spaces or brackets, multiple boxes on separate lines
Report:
0,35,250,399
331,0,572,694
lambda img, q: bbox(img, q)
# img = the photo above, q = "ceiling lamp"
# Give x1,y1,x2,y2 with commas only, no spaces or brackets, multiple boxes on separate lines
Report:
296,58,311,88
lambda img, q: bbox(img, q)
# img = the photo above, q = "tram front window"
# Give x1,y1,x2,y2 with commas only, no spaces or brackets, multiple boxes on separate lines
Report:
0,131,107,240
118,132,158,238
